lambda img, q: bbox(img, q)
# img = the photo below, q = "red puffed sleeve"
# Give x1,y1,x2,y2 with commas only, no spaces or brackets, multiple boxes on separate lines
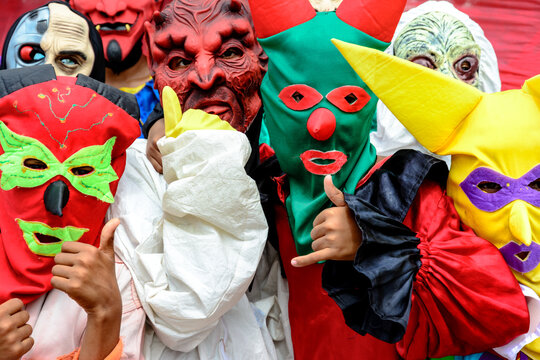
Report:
323,178,529,359
398,180,528,358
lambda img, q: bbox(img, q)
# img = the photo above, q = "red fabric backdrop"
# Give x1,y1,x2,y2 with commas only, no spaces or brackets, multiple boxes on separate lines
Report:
0,0,50,49
0,0,539,89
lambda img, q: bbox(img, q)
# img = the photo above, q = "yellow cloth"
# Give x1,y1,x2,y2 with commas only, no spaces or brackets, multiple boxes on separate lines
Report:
161,86,235,138
119,77,153,94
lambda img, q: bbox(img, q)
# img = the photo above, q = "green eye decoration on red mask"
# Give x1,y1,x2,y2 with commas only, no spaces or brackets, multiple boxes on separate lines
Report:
0,122,118,203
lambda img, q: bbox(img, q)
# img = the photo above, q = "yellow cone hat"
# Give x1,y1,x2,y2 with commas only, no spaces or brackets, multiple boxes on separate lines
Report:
332,39,484,154
333,39,540,335
523,75,540,98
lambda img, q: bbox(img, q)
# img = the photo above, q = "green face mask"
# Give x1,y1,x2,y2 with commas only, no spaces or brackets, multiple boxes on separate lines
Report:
394,11,481,87
258,12,388,255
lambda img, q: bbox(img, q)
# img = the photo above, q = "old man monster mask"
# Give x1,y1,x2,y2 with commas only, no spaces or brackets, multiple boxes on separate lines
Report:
393,11,481,87
1,1,105,81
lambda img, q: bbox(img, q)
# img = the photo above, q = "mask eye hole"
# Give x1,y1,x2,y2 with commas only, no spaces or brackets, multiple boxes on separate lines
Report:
19,44,45,63
220,47,244,60
70,166,95,177
23,158,48,170
410,56,436,70
279,85,323,111
345,93,358,105
528,179,540,191
477,181,502,193
292,91,304,103
168,57,192,71
454,55,479,82
327,86,370,113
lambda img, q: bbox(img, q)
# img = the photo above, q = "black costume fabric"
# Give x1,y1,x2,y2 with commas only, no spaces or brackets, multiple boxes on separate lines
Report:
322,150,447,343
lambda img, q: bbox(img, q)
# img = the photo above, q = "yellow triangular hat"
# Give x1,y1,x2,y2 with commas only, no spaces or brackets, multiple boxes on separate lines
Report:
523,74,540,99
332,39,484,154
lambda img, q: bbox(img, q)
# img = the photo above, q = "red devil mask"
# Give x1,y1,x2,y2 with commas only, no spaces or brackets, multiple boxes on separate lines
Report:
70,0,162,72
145,0,267,132
0,65,140,304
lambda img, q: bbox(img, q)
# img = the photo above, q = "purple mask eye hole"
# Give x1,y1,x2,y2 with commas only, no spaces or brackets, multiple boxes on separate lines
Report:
528,178,540,191
410,56,436,70
454,55,479,81
477,181,502,194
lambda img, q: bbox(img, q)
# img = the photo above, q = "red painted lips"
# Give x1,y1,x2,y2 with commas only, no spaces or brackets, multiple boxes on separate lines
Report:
300,150,347,175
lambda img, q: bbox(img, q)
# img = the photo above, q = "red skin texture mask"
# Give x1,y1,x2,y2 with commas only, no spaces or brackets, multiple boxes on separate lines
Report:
145,0,267,132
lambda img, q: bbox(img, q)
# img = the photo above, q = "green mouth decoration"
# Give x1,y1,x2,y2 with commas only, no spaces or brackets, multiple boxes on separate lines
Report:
0,122,118,203
17,218,89,256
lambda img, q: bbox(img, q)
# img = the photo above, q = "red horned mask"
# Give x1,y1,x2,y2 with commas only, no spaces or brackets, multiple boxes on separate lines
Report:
145,0,267,132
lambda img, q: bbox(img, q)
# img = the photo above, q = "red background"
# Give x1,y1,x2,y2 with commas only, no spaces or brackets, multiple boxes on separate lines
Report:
1,0,539,89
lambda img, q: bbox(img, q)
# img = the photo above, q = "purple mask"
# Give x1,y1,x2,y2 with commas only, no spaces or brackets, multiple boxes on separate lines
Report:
460,165,540,212
499,241,540,273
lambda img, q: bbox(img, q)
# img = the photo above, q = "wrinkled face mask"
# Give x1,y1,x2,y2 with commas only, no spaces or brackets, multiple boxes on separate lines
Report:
394,11,481,87
146,0,266,132
4,3,95,78
70,0,160,70
248,0,405,255
336,40,540,292
0,66,139,304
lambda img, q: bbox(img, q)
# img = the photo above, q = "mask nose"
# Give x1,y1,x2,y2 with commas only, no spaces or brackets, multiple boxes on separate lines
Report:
96,1,127,16
188,58,226,91
44,180,70,217
509,201,532,246
306,108,336,141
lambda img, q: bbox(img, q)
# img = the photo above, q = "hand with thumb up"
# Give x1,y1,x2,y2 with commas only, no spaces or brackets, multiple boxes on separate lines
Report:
291,175,363,268
51,218,122,360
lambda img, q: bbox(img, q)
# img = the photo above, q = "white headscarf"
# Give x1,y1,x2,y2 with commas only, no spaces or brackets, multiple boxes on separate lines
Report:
370,0,501,163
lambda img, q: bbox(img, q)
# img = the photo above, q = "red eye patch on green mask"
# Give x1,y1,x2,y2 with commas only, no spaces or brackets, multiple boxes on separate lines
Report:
0,65,140,304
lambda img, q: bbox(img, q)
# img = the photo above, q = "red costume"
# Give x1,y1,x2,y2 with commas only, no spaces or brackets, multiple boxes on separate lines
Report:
264,149,529,359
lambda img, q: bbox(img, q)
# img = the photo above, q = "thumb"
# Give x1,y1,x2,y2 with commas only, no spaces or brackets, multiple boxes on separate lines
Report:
99,218,121,258
324,175,346,207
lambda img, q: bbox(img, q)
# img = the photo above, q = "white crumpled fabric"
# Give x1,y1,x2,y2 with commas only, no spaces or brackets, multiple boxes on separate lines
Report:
371,0,501,164
109,130,274,359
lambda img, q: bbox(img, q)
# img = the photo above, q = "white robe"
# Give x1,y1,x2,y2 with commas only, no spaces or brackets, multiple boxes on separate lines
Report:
109,131,279,359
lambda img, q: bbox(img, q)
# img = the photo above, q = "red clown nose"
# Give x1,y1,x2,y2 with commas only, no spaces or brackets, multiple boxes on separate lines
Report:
307,107,336,141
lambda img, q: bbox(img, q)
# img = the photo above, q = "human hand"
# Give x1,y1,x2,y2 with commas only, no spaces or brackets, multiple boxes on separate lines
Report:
291,175,362,267
0,298,33,359
52,219,122,360
146,117,165,174
51,219,122,318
